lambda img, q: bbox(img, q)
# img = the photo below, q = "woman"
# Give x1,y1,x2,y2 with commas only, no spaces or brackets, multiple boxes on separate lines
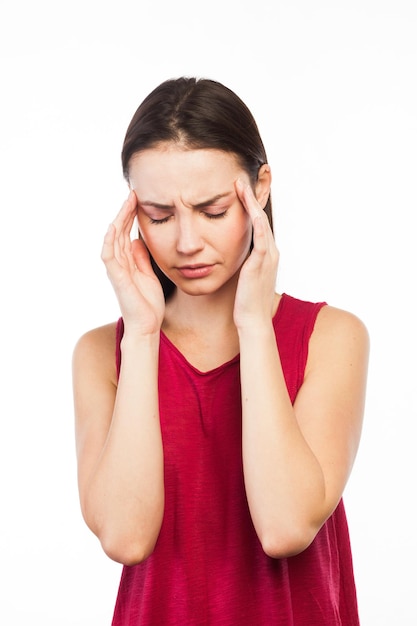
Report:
73,77,369,625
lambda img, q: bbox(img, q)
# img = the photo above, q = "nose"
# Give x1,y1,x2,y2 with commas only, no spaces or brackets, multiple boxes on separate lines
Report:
176,213,204,255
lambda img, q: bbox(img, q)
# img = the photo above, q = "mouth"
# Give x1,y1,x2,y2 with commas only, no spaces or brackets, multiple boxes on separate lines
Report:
175,264,215,279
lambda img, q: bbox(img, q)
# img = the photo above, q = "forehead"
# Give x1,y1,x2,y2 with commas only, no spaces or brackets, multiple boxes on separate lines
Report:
129,145,244,201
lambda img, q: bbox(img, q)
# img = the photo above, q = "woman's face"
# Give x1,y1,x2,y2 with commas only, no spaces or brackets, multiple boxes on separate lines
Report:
128,144,255,297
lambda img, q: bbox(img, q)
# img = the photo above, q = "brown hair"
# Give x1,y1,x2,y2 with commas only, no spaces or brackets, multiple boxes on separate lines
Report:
122,77,273,299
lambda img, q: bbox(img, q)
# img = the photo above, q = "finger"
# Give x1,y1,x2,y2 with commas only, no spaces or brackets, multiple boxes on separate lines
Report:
235,178,264,223
236,179,275,256
101,194,140,289
112,190,137,232
112,191,137,257
101,223,126,281
131,239,155,277
101,223,116,264
236,179,273,236
113,191,137,265
252,214,268,255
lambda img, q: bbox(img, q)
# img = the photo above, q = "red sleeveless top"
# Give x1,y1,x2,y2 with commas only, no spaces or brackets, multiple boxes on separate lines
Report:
112,294,360,625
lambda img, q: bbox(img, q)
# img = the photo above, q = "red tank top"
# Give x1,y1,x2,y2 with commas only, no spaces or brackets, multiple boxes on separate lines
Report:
112,294,360,625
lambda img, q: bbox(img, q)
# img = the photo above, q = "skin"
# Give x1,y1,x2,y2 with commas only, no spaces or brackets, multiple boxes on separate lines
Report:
73,143,369,565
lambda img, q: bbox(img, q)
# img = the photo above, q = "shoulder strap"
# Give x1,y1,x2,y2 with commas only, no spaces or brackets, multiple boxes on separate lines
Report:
274,294,327,403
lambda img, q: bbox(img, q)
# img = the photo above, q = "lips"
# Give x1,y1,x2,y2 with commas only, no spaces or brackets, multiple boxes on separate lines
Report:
176,264,215,279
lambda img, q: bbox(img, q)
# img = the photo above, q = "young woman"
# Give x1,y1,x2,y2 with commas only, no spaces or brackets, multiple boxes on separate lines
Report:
73,77,369,625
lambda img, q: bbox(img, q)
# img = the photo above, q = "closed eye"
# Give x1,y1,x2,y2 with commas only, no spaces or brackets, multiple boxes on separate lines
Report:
149,211,228,223
203,210,228,220
149,215,172,224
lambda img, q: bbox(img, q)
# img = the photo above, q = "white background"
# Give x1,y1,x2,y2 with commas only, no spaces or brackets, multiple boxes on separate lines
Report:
1,0,416,624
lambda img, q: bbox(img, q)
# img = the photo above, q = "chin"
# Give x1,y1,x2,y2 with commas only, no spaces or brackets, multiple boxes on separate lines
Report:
177,283,217,297
179,274,240,298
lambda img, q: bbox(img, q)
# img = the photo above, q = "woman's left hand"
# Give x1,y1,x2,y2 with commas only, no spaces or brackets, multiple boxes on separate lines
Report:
233,179,279,330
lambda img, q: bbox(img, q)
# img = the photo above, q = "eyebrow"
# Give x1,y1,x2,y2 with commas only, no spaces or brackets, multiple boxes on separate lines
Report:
140,192,233,211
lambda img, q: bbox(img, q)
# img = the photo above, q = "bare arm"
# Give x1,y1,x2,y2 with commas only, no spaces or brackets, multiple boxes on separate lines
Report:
73,193,165,565
234,181,369,558
239,306,368,558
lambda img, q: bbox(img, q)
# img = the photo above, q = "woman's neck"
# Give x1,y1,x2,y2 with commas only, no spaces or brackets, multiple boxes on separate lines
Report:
164,281,237,333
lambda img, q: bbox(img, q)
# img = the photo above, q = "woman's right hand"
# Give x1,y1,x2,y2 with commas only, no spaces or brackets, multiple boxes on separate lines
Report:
101,191,165,334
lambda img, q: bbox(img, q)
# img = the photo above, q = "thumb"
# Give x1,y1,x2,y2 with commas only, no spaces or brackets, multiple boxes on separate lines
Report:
131,238,155,276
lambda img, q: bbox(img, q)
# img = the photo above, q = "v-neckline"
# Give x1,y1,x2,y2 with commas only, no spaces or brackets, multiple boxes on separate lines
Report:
159,294,285,375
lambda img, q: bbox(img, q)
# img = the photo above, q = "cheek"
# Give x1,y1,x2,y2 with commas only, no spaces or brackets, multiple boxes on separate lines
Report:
231,213,252,251
137,216,160,248
136,219,158,255
136,214,146,238
137,225,174,270
140,230,162,258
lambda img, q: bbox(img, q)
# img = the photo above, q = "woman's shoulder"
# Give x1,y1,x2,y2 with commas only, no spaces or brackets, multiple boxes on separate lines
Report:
307,303,370,374
281,293,368,337
74,321,118,352
315,303,369,340
278,293,369,373
73,322,119,383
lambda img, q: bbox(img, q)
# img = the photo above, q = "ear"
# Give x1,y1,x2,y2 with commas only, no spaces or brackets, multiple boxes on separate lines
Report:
255,164,272,209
